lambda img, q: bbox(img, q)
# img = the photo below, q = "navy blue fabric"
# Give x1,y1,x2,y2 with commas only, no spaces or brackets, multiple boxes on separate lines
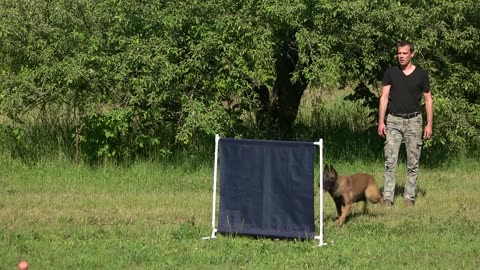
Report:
217,138,315,239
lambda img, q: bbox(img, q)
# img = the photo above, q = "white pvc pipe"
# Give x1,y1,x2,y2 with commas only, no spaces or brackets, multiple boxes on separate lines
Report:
314,139,326,246
203,134,220,240
211,134,220,238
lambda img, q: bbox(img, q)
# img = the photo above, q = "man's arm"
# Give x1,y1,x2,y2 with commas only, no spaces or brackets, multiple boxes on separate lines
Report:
378,85,390,138
423,91,433,139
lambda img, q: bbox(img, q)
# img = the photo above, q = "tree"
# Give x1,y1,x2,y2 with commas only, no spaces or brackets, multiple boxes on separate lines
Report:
1,0,479,162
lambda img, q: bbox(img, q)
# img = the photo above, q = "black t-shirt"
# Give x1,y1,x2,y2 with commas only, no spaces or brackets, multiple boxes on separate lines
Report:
382,65,430,114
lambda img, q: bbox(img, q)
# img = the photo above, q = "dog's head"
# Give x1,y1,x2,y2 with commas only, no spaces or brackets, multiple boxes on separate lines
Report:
323,164,338,193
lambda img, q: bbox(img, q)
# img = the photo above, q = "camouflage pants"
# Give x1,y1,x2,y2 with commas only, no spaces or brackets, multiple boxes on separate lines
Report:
383,114,423,202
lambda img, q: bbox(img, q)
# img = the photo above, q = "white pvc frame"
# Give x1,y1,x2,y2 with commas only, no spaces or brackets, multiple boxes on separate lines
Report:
202,134,220,240
314,139,327,246
203,135,326,247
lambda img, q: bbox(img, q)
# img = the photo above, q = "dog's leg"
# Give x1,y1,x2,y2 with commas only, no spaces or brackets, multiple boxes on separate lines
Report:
335,201,342,219
362,199,368,214
332,195,343,220
337,203,352,227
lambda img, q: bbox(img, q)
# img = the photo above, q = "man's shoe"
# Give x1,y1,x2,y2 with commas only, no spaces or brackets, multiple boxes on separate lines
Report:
384,200,393,207
405,199,415,206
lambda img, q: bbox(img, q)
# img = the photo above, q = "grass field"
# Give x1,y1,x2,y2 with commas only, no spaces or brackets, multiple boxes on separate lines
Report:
1,158,479,269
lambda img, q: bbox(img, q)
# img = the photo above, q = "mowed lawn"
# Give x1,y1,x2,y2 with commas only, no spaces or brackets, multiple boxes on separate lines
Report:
1,159,479,269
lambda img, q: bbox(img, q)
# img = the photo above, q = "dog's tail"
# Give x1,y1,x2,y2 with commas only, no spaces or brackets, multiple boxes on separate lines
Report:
366,184,384,204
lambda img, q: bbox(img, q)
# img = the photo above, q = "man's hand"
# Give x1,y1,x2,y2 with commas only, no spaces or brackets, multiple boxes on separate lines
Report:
423,124,432,139
378,85,390,139
378,122,386,138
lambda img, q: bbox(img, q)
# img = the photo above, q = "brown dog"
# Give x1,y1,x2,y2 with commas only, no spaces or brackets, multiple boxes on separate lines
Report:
323,164,384,226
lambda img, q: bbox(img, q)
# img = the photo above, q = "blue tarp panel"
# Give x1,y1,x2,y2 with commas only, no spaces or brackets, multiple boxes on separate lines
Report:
217,138,315,239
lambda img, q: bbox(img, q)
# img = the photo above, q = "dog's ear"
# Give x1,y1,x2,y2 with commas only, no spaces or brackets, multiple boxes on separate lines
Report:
323,164,332,173
324,164,330,172
330,165,337,175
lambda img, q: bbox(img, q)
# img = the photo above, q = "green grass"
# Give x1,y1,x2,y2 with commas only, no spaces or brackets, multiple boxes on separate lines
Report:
1,159,479,269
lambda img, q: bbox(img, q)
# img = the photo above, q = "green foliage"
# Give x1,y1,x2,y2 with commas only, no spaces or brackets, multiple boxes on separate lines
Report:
0,0,281,161
0,116,75,164
424,97,480,160
294,90,381,162
81,108,164,162
0,0,479,162
300,0,480,160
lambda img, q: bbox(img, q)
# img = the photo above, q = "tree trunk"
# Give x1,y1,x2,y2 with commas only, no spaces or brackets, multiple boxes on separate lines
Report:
255,32,307,139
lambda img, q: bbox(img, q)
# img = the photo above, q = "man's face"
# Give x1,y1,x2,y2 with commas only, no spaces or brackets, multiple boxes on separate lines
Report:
397,45,414,66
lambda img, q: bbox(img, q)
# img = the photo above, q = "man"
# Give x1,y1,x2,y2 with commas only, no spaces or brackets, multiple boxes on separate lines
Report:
378,41,433,206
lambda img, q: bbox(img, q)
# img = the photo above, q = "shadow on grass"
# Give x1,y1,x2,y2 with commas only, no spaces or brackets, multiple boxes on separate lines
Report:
321,201,386,228
215,233,313,242
324,209,384,223
379,184,427,201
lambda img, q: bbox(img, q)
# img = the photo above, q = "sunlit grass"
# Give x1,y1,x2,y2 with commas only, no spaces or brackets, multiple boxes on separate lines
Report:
1,158,479,269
